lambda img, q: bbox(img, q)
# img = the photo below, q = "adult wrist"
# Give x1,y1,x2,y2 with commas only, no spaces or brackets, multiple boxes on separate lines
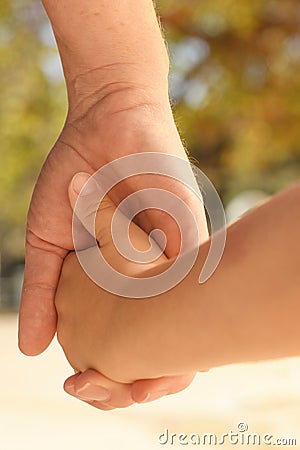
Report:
65,63,170,118
42,0,170,111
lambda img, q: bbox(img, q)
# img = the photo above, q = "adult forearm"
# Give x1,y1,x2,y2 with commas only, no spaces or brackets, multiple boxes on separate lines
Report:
41,0,169,105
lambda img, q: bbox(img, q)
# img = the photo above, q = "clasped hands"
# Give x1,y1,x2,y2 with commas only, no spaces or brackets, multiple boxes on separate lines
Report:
18,84,208,410
56,172,208,409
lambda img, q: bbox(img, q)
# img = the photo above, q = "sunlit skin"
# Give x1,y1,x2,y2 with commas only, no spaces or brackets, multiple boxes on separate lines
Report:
18,0,208,408
55,175,300,409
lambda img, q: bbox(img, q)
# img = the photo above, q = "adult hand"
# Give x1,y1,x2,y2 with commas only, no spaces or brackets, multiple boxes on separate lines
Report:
19,0,208,409
19,88,207,408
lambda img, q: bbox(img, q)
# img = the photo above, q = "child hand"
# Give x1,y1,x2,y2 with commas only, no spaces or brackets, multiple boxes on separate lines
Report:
55,172,195,407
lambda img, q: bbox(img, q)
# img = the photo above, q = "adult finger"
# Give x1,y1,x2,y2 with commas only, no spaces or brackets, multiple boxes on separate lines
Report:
131,373,196,403
18,232,66,355
64,369,135,410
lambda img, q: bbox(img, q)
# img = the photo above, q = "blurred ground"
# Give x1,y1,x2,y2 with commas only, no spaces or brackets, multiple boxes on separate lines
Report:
0,313,299,450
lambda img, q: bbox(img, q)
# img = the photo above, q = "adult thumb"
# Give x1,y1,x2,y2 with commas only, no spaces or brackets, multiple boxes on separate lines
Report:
69,172,117,247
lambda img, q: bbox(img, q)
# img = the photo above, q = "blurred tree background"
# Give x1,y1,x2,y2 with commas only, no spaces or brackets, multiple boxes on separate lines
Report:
0,0,67,266
162,0,300,197
0,0,300,267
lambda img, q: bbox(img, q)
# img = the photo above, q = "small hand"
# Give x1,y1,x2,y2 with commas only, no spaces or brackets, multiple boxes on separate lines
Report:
56,173,207,409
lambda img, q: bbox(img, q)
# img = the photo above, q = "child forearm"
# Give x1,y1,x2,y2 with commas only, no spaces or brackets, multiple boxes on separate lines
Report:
55,180,300,385
131,183,300,375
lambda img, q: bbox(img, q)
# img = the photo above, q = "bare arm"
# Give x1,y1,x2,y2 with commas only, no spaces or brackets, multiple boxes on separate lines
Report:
125,183,300,378
56,179,300,384
20,0,208,408
41,0,169,109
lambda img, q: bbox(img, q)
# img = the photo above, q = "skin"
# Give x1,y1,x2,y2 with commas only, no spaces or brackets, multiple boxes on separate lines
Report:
55,176,300,409
18,0,208,408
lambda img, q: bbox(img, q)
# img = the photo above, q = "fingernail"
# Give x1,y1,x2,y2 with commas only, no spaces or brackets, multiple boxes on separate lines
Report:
64,382,75,395
72,173,97,196
74,382,111,402
139,389,169,403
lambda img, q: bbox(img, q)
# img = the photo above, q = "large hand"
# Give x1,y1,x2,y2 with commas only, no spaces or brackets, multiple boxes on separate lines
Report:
19,90,208,407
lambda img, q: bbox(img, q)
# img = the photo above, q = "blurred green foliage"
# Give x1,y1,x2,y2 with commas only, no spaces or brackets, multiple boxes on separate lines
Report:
0,0,300,261
0,0,67,260
161,0,300,198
